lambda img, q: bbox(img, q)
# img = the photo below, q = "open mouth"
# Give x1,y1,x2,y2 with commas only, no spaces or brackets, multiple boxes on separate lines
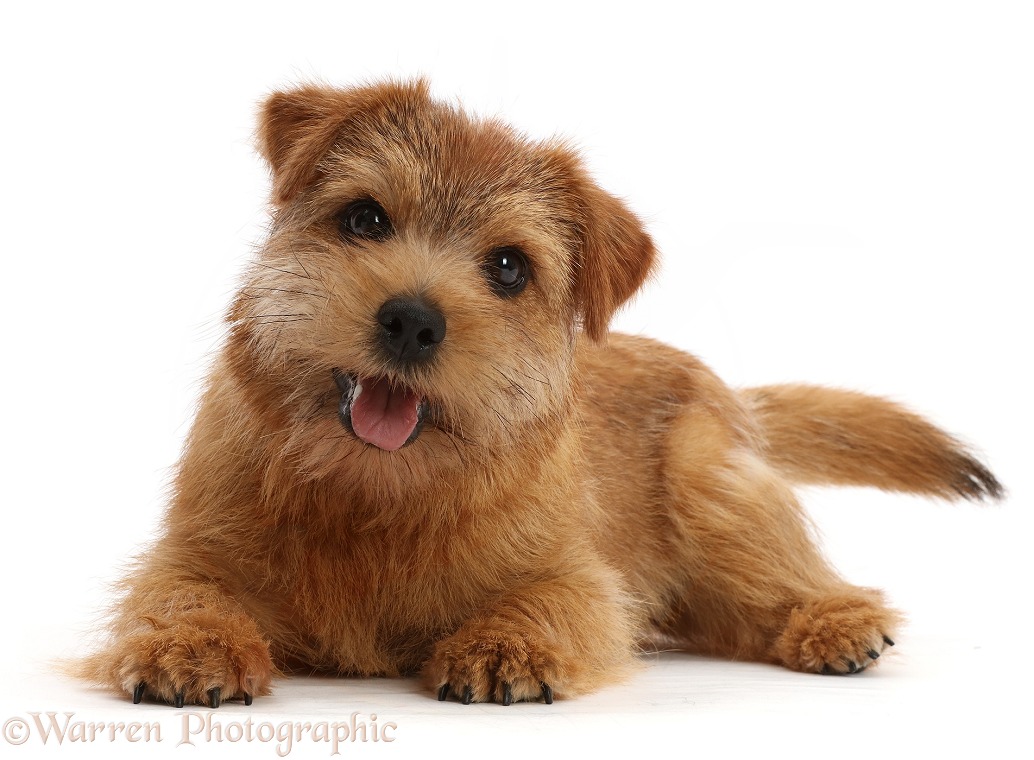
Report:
332,369,428,451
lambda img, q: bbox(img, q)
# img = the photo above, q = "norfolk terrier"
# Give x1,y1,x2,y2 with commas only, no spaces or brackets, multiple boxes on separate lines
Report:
79,80,1001,707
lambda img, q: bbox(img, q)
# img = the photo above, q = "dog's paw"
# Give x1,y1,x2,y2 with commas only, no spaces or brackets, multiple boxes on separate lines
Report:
426,625,564,705
105,613,275,707
773,592,901,675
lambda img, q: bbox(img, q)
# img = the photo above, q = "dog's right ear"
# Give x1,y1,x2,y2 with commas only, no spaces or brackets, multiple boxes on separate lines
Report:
257,80,432,206
258,86,353,206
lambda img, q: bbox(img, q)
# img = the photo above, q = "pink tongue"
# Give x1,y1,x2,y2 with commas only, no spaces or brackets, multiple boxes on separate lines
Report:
350,377,421,451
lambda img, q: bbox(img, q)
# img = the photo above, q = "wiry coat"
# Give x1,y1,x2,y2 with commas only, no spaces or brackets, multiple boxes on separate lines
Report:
78,81,1001,707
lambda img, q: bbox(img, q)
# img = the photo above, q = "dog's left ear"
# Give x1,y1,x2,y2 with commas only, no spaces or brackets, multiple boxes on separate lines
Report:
560,154,657,342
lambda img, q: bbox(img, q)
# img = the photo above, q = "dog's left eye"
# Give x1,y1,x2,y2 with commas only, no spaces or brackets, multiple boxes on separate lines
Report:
484,247,529,297
338,199,393,242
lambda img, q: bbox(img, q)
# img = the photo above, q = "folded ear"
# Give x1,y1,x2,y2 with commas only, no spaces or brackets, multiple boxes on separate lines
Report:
257,80,432,205
561,155,657,341
258,85,351,205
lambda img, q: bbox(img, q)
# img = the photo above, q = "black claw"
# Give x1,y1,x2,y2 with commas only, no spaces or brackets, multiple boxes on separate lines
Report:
847,660,858,674
883,635,896,647
502,682,513,706
244,693,253,706
541,682,554,704
133,682,145,705
867,649,880,660
208,687,221,708
174,691,185,709
437,684,450,702
461,686,473,705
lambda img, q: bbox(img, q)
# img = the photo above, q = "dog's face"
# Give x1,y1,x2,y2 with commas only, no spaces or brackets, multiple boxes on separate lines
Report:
227,81,655,488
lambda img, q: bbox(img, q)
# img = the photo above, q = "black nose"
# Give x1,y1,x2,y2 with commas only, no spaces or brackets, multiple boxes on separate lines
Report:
376,297,446,363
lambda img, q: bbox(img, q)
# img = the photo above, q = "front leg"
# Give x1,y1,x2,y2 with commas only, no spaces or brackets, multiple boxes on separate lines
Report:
425,565,638,704
78,571,275,707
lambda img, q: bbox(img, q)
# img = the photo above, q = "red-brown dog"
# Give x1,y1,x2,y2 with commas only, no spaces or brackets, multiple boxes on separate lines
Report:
79,80,1001,707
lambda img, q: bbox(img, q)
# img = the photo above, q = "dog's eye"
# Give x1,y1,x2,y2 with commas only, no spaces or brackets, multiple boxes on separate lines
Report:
338,200,393,242
484,247,529,297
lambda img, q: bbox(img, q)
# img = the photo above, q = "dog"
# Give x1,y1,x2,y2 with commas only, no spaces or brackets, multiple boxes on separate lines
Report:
78,79,1002,708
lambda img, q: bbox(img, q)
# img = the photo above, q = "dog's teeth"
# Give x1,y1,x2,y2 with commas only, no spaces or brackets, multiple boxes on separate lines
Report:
332,369,363,407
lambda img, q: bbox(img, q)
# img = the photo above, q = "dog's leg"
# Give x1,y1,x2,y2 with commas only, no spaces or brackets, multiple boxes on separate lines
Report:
77,572,275,706
424,564,639,703
661,404,900,673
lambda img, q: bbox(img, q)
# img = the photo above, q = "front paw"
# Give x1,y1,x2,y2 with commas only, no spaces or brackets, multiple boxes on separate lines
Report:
107,613,275,707
426,625,564,705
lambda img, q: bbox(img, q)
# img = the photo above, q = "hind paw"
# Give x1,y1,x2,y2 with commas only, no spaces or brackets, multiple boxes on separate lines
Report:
774,591,901,675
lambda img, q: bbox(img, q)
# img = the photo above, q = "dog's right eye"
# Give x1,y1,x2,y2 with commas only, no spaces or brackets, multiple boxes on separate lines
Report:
338,200,393,242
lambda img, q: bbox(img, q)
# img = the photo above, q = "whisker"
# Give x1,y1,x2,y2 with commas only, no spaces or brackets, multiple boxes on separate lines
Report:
493,367,536,408
292,251,313,281
247,318,313,325
256,262,312,280
238,313,311,320
515,356,551,386
243,286,322,298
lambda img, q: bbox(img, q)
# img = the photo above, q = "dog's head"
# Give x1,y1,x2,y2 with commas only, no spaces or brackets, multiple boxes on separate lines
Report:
229,80,654,482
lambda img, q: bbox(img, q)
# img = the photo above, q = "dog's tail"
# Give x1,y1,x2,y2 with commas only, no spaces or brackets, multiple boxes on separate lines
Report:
742,384,1003,501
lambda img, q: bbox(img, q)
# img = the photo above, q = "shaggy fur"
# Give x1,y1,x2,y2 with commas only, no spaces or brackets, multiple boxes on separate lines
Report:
78,80,1002,706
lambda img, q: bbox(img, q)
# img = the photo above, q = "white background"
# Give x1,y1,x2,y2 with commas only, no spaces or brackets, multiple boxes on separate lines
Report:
1,1,1031,757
